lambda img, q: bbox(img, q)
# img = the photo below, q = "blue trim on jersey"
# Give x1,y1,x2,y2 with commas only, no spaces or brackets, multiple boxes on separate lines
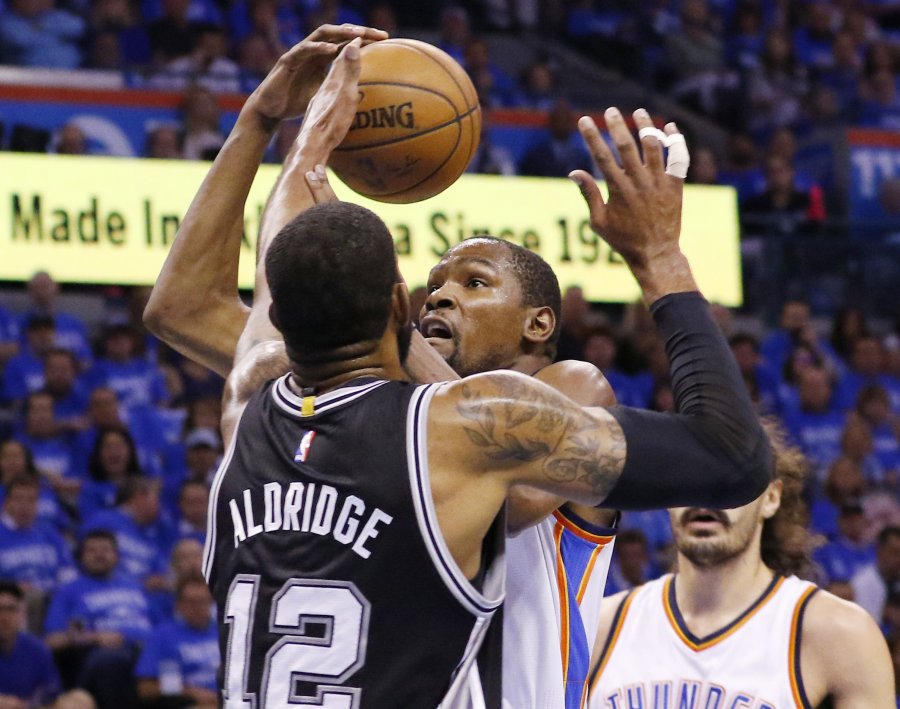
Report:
557,505,619,537
667,573,783,647
559,524,602,708
793,588,819,709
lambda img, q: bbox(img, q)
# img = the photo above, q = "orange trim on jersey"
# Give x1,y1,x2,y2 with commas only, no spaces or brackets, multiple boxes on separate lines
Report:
553,509,616,545
789,586,818,708
662,575,786,652
589,591,636,691
554,522,571,680
575,544,604,605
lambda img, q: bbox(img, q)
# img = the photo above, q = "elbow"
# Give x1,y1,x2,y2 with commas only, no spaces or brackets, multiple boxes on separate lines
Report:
717,433,774,508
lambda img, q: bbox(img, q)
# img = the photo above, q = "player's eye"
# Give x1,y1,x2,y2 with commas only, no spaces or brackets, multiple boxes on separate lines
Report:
467,278,486,288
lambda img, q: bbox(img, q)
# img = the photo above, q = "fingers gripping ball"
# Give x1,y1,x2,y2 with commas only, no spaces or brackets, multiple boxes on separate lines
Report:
329,39,481,204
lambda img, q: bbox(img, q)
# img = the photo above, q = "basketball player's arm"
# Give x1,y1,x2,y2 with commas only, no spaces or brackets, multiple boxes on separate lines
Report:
220,42,392,446
507,360,619,534
801,592,894,707
431,109,771,509
234,36,378,366
588,591,630,674
144,26,386,376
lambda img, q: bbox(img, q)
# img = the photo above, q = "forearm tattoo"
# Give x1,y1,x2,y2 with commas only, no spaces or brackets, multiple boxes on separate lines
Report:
456,377,626,499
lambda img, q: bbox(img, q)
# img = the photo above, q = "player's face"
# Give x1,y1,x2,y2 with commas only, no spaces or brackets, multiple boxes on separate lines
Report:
421,240,530,377
668,483,781,568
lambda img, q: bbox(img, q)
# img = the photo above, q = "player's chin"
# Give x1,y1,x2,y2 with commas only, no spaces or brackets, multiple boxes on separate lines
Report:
425,336,455,359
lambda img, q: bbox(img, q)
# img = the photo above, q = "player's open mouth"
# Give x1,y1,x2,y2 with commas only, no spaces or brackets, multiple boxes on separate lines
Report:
420,317,454,340
682,509,728,527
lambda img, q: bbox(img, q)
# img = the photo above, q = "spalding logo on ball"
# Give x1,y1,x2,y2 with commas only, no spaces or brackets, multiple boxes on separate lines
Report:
329,38,481,204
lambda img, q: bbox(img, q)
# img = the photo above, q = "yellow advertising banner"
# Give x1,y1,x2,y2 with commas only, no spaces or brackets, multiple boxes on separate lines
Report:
0,153,742,304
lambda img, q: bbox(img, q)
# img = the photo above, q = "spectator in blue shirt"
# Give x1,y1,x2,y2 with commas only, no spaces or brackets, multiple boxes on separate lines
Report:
147,537,204,626
20,273,91,369
837,335,900,412
174,479,207,547
814,498,877,584
857,386,900,480
0,581,61,708
136,574,218,707
77,427,144,521
605,529,657,596
809,456,867,540
0,0,85,68
73,388,164,482
44,530,150,709
43,349,89,433
782,366,847,489
761,299,839,375
0,440,70,533
80,476,173,590
15,391,76,494
89,325,169,411
518,98,594,178
2,316,56,406
0,477,76,605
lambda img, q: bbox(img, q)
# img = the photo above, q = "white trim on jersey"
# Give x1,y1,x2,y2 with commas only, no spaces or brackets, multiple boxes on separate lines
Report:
203,405,246,582
405,383,505,617
271,375,389,417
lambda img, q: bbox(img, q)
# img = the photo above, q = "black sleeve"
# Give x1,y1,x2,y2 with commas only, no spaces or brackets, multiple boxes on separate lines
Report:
602,291,773,510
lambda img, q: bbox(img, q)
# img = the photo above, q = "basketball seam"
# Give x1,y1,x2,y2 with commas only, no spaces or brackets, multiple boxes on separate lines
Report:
393,40,480,169
333,104,479,152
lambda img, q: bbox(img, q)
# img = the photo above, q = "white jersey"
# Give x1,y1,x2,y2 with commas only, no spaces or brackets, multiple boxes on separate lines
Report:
503,508,617,709
589,574,819,709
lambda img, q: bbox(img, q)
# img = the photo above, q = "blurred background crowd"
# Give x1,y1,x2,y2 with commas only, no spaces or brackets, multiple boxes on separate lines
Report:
2,0,900,707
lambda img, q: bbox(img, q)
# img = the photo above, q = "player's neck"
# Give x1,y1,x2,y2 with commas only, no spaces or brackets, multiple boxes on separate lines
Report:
288,334,410,394
507,353,552,376
673,547,774,634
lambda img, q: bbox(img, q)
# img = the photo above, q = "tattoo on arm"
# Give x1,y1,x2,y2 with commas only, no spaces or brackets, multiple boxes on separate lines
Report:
456,379,626,499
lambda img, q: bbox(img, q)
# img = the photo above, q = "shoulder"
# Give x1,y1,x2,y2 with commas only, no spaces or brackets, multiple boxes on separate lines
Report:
802,589,883,649
535,360,616,407
801,589,893,699
590,589,636,671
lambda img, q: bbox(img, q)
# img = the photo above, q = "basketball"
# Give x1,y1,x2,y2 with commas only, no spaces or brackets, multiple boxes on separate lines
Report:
329,38,481,204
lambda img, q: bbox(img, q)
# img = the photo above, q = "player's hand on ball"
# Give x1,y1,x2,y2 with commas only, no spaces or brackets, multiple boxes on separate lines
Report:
306,164,339,204
247,24,387,128
297,39,363,153
569,107,689,271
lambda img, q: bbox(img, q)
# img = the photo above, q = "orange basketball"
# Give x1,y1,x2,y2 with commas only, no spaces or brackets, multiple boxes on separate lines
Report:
329,38,481,204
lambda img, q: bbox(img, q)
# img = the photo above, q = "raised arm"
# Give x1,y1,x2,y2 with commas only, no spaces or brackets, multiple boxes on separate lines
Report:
143,25,386,377
430,108,772,513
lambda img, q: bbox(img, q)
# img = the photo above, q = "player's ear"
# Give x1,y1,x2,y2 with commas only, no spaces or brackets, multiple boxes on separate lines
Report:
760,480,783,520
391,282,411,330
522,306,556,347
268,302,281,331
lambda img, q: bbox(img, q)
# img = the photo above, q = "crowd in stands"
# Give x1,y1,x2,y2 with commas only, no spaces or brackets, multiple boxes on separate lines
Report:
2,0,900,705
0,270,899,704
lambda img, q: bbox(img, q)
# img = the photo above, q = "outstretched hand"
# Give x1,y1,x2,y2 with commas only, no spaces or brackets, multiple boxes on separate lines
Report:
569,108,688,272
246,24,386,128
296,37,363,153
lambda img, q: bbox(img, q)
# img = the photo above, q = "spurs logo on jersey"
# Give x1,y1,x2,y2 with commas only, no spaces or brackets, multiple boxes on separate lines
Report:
588,574,818,709
203,376,505,708
501,509,617,709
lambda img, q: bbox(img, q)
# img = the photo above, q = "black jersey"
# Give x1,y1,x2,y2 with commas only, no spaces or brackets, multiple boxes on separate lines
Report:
203,375,505,708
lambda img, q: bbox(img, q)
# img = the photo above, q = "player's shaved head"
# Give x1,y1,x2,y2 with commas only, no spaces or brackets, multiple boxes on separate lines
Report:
266,202,410,365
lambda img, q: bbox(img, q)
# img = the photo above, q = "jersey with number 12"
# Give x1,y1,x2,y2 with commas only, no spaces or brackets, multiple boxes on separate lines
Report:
204,376,505,708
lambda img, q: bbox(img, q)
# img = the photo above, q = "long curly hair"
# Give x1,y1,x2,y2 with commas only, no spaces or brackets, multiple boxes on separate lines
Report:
759,419,817,577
